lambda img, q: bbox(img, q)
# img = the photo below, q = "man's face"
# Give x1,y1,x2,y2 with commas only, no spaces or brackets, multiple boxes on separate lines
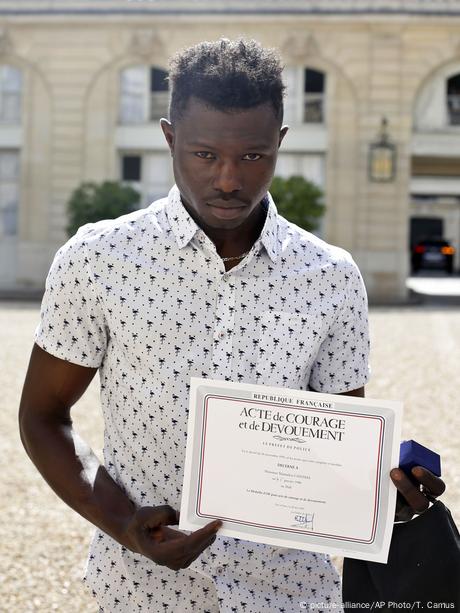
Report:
161,97,288,231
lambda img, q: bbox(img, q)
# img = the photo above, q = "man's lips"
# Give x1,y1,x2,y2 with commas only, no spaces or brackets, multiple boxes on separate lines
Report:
207,201,246,209
206,202,248,219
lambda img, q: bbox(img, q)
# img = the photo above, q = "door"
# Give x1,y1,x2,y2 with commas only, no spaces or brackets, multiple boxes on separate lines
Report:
409,217,444,249
0,150,19,288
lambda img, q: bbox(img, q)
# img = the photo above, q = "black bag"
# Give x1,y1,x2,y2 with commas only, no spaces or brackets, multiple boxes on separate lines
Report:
342,501,460,610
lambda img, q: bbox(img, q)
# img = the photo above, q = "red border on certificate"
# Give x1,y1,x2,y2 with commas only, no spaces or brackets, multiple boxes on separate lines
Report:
196,394,384,544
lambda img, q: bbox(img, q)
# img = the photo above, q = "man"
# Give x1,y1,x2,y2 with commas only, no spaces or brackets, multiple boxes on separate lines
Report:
19,39,444,612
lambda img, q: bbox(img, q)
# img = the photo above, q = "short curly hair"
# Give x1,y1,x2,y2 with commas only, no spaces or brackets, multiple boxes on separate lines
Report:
168,38,285,124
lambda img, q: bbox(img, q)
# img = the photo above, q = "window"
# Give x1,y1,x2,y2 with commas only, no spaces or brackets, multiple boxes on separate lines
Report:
120,152,171,208
304,68,325,124
283,66,326,125
447,74,460,126
122,155,141,182
121,154,142,208
143,152,171,203
150,67,168,120
0,150,20,236
119,66,147,124
0,65,22,124
119,65,169,124
276,152,325,188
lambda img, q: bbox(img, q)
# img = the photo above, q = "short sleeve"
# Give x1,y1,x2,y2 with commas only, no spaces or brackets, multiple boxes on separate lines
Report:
34,236,108,368
308,261,370,394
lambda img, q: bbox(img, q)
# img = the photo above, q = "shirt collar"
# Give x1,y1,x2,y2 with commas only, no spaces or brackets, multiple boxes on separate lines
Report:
165,185,200,248
165,184,282,262
259,192,282,263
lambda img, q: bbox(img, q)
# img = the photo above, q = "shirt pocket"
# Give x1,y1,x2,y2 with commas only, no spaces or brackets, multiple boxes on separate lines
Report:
256,310,323,388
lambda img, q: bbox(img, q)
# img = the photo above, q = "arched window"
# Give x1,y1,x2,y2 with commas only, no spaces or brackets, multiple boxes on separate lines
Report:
304,68,325,123
447,73,460,126
283,66,326,124
414,66,460,130
0,65,22,124
119,65,168,124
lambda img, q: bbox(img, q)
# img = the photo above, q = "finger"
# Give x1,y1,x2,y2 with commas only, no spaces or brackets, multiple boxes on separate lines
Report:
183,520,222,557
160,526,185,540
150,531,216,570
143,520,221,568
152,505,180,525
149,525,185,544
411,467,446,497
395,492,415,522
187,520,222,546
390,468,429,514
153,524,217,544
134,505,179,531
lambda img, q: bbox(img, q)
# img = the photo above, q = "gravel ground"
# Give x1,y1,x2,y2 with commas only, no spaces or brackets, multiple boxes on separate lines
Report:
1,302,459,612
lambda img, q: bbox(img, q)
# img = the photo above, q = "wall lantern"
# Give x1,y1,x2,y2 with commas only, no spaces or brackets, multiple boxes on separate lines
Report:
368,117,397,182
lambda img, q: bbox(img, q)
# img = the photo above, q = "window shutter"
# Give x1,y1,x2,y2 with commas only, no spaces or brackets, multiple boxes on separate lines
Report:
0,151,19,236
0,66,22,124
283,66,300,124
119,66,148,124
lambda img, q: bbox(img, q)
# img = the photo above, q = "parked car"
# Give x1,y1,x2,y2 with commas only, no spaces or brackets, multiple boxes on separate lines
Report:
411,237,455,274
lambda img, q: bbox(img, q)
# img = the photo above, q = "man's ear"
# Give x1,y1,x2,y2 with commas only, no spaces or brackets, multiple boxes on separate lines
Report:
278,125,289,148
160,118,175,155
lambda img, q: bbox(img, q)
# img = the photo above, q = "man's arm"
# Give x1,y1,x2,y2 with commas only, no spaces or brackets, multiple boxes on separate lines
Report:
19,344,221,570
339,386,365,398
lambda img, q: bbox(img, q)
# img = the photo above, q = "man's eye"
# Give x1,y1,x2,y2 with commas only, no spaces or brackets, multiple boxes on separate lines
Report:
242,153,262,161
195,152,215,159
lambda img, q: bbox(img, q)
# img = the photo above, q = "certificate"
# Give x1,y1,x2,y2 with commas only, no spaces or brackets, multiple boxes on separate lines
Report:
180,378,403,563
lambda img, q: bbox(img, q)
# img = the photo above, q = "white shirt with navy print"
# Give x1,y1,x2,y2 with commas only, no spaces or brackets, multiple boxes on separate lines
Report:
35,184,370,612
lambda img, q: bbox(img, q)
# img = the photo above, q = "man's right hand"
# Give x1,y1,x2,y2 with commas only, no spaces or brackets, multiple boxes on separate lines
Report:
123,505,222,571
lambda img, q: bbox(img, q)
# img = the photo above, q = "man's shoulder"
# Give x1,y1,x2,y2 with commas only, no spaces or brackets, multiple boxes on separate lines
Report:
58,198,168,260
73,198,167,246
48,197,169,277
279,215,359,273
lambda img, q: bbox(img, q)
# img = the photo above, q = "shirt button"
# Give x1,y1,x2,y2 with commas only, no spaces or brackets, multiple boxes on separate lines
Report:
216,566,223,575
219,331,225,339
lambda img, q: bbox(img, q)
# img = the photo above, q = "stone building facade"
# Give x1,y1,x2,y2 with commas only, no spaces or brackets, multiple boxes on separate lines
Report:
1,0,460,300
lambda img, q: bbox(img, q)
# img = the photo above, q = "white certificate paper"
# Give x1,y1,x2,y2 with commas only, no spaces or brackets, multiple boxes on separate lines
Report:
180,378,403,563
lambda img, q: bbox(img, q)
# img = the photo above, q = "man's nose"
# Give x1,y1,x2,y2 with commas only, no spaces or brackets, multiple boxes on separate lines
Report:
212,160,243,194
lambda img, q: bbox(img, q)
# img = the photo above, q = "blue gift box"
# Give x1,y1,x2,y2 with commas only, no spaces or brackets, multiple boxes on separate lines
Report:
399,439,441,478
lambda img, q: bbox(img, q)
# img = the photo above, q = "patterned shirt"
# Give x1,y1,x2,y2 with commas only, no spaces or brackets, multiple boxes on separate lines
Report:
35,185,370,612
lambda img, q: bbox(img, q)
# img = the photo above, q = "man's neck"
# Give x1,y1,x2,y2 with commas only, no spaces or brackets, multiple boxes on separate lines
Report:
181,198,268,261
212,207,266,257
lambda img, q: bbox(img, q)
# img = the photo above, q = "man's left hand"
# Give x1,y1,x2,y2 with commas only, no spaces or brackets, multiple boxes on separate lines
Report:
390,466,446,522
